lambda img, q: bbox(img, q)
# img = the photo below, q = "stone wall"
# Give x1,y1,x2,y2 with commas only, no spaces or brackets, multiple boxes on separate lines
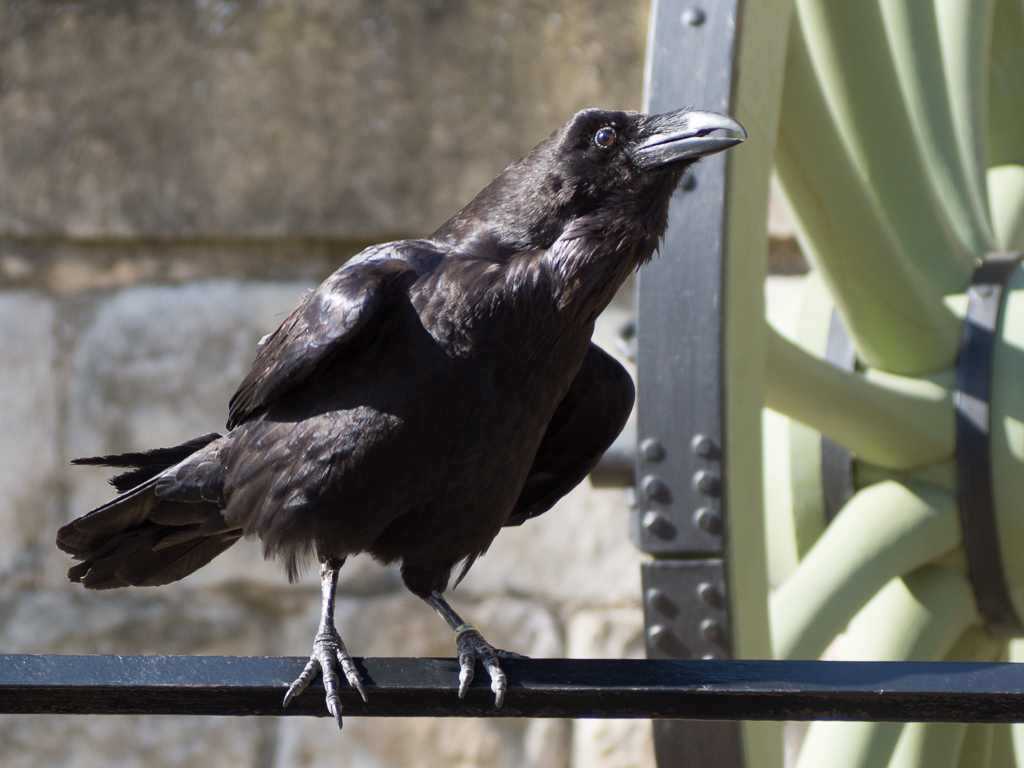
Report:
0,2,656,766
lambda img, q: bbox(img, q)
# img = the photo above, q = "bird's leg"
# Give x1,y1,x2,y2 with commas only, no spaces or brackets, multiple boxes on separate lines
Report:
283,557,367,729
425,591,524,708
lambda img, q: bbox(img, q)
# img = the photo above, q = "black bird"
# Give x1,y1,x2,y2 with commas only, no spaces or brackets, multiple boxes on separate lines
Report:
56,107,745,727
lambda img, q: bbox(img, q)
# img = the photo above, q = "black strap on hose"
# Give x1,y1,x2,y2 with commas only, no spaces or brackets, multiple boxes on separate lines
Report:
956,251,1024,638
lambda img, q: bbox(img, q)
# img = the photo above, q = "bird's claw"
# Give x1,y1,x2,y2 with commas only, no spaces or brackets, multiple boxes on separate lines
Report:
454,623,512,708
283,627,367,729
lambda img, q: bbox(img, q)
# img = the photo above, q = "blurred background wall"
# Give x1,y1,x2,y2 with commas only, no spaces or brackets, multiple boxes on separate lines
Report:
0,2,651,766
0,2,799,766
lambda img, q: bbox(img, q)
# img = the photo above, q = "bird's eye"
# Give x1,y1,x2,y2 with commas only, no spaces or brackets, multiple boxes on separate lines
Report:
594,127,617,149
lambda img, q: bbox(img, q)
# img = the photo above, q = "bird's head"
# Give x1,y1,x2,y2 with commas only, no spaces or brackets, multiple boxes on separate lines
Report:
435,107,746,254
535,106,747,209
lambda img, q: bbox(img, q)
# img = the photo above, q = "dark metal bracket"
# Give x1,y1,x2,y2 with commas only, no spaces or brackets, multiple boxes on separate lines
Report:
634,0,737,559
956,251,1024,639
635,0,742,763
643,562,743,768
643,560,731,662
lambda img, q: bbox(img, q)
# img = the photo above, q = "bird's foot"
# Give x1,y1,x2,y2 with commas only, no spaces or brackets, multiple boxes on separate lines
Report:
284,626,368,729
453,622,527,708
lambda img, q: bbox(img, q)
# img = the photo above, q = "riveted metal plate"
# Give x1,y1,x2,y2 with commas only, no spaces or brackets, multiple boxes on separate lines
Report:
634,0,739,557
643,560,732,661
636,0,743,763
637,0,743,763
643,560,742,767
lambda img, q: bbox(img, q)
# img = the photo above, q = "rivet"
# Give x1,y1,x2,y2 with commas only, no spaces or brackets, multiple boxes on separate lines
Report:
642,475,670,502
646,588,673,614
642,511,675,539
694,507,722,535
681,173,697,192
647,624,672,650
682,8,706,26
700,618,726,643
640,438,666,462
691,434,714,458
697,581,724,608
692,470,719,495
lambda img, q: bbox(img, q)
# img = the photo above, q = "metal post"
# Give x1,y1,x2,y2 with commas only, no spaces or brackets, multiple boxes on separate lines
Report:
636,0,744,765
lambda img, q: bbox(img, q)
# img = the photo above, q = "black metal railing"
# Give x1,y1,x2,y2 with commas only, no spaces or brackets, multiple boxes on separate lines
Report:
3,655,1023,722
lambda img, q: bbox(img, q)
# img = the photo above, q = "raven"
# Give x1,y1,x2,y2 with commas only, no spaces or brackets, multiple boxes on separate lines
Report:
57,107,744,727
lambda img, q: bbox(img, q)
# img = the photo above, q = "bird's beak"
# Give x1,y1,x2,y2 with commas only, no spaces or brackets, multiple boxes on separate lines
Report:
633,109,746,169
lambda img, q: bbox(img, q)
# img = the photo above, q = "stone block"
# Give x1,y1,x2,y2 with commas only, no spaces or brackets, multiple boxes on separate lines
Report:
273,716,568,768
0,237,360,295
65,280,309,463
0,0,646,239
0,292,59,575
0,715,270,768
568,608,653,768
0,582,295,657
566,607,646,660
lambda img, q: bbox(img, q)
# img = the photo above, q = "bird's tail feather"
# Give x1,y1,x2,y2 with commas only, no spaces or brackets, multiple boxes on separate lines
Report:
71,432,222,492
58,433,240,589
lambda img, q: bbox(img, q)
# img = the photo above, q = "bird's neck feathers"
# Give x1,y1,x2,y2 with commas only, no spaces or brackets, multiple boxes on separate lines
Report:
431,145,575,257
546,170,681,321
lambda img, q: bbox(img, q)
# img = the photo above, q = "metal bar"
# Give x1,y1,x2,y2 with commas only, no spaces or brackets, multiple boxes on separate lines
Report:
3,656,1024,721
644,562,743,767
635,0,738,559
638,0,743,762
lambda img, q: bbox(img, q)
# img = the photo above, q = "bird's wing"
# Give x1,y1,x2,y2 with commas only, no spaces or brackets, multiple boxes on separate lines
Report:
504,342,635,527
227,243,438,428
